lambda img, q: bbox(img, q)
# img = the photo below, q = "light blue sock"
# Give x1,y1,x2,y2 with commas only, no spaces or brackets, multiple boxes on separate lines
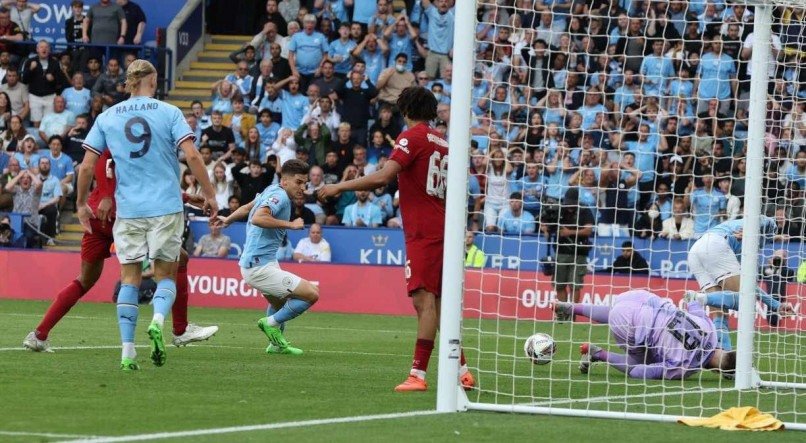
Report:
151,279,176,327
266,305,284,332
117,284,139,357
705,291,740,311
713,315,733,351
270,298,312,325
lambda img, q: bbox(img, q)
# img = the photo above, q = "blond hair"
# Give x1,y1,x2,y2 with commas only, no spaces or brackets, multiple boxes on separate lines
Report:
125,59,157,94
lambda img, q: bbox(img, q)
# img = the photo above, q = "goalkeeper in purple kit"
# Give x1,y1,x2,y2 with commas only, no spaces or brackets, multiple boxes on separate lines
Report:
555,290,736,380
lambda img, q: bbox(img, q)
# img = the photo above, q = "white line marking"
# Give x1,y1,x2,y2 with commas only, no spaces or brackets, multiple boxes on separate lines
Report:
0,345,147,352
0,344,409,358
60,410,441,442
1,313,97,320
0,431,104,439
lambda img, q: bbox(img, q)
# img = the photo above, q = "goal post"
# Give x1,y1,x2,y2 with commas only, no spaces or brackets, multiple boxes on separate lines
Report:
438,0,806,430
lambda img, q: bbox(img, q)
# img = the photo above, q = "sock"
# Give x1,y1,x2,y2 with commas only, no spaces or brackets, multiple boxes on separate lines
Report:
266,305,285,332
713,315,733,351
269,298,312,325
36,280,87,340
117,284,139,360
151,279,177,328
172,265,189,336
410,338,435,379
573,304,611,324
122,342,136,359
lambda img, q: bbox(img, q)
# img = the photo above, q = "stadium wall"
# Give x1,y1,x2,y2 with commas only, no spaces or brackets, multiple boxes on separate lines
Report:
1,250,802,330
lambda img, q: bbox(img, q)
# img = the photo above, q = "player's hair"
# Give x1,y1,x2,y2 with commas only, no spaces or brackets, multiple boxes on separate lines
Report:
124,59,157,94
281,159,311,176
721,350,737,374
396,86,438,122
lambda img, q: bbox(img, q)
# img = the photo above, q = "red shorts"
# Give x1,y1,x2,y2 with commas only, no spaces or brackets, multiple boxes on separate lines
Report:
405,238,444,297
80,218,115,263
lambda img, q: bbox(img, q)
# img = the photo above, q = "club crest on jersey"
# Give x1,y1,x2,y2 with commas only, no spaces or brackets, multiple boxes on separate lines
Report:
270,197,280,204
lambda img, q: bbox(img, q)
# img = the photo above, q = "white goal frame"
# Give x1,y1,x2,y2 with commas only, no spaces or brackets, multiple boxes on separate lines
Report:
437,0,806,431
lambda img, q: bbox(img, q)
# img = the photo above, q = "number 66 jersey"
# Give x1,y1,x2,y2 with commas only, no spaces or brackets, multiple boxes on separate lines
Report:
83,96,195,219
389,122,449,296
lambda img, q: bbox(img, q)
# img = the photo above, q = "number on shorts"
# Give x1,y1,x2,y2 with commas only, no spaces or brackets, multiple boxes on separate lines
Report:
405,259,412,279
666,311,703,351
125,117,152,159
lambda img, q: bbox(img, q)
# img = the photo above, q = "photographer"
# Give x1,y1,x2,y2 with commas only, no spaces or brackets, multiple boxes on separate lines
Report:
0,214,19,247
543,188,594,322
761,250,795,327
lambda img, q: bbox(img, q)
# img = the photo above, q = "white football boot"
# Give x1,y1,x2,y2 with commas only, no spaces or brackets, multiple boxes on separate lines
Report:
172,324,219,347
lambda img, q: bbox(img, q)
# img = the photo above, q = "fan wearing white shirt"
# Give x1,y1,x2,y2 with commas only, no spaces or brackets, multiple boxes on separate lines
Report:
293,223,331,263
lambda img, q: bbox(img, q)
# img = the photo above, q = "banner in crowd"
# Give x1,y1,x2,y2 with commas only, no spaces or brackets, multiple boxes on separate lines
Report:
191,221,805,276
1,250,802,331
28,0,186,46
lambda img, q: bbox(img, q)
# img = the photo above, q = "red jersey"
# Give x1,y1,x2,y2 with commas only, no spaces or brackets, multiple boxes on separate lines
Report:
389,122,449,242
86,150,116,216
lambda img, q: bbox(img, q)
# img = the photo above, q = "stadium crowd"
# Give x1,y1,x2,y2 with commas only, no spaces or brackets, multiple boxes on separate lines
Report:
1,0,806,252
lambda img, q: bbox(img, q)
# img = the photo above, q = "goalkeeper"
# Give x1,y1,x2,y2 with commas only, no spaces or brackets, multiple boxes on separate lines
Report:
555,290,735,380
685,217,795,350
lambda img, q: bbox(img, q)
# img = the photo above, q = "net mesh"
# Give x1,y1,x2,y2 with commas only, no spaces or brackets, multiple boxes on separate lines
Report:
461,0,805,424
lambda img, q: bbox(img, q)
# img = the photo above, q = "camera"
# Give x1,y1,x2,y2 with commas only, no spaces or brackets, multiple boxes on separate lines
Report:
772,256,783,267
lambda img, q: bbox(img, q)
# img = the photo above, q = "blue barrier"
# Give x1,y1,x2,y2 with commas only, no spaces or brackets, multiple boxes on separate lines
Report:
189,221,805,275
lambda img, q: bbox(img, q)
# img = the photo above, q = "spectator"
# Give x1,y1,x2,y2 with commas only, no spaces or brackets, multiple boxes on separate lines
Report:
607,241,650,274
351,33,387,85
185,113,201,148
198,145,215,176
116,0,145,45
210,161,235,210
255,108,280,156
259,0,287,38
0,213,19,247
61,72,91,118
384,14,416,72
288,14,328,90
3,0,40,40
82,56,102,90
249,59,275,111
497,191,536,235
0,50,10,83
376,53,415,111
210,79,239,114
333,70,377,146
293,222,331,263
0,67,26,120
685,173,725,236
294,121,330,166
422,0,455,79
696,36,737,115
242,127,263,162
761,250,796,327
659,198,695,240
483,149,512,233
328,22,357,78
0,154,18,210
302,95,340,138
193,221,231,258
38,96,74,143
716,177,741,221
91,57,124,107
232,159,273,204
268,127,297,166
640,39,675,98
320,150,343,185
225,61,254,104
83,0,127,48
21,40,63,127
0,91,9,130
223,99,255,148
201,110,236,157
309,60,341,99
266,41,292,80
342,189,381,227
35,156,60,239
65,1,89,71
464,231,485,268
0,7,23,61
369,184,394,222
292,194,316,225
4,169,41,233
190,100,211,129
64,113,89,163
276,75,308,131
43,135,74,197
217,194,240,218
13,134,38,171
350,145,375,176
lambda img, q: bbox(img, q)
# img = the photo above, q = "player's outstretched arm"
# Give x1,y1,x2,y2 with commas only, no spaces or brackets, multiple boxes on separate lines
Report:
181,139,218,218
251,207,303,230
76,150,100,233
216,199,256,227
318,161,401,200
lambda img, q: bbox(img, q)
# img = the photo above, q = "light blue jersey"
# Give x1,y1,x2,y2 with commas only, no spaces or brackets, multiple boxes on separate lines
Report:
328,38,357,74
83,96,194,219
288,31,329,75
280,90,309,130
707,216,777,258
61,87,92,117
239,184,291,268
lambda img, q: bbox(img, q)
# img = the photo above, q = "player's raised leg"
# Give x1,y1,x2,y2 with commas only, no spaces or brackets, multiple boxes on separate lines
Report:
256,278,319,355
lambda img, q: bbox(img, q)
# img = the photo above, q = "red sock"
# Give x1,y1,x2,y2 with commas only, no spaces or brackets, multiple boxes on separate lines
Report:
172,264,189,336
460,349,467,366
411,339,435,374
36,280,87,340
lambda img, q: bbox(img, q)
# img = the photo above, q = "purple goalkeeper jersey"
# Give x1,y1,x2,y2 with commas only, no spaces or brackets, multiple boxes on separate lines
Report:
612,290,718,379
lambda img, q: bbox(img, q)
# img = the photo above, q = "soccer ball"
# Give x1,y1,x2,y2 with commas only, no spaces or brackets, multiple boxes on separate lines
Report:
523,333,556,365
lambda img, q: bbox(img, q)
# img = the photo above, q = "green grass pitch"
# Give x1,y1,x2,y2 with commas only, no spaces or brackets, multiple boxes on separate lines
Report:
0,299,803,442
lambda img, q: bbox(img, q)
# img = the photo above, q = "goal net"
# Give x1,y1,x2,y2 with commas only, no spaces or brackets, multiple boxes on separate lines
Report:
443,0,806,429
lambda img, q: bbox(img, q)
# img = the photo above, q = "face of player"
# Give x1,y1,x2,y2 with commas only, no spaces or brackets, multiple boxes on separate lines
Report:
282,173,308,200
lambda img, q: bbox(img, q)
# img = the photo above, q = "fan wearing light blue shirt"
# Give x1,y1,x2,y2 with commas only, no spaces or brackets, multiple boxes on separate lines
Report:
328,24,357,75
384,16,415,71
422,0,455,79
279,77,309,130
219,160,320,356
61,73,92,119
640,40,675,98
76,60,218,371
497,192,536,235
696,37,737,112
342,190,383,227
685,174,727,236
288,15,329,78
352,34,388,85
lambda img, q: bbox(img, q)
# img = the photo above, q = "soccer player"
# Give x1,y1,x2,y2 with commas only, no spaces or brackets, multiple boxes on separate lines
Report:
685,217,795,350
217,159,319,355
76,60,217,370
318,86,476,392
22,149,219,353
555,290,736,380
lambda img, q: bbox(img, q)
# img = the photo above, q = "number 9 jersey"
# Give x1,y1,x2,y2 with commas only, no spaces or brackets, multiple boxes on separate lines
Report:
82,96,195,219
389,122,449,296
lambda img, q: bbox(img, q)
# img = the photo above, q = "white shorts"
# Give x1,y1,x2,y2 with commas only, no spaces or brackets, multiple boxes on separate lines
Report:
483,201,504,228
687,232,740,290
30,93,55,123
241,261,302,299
113,212,184,264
